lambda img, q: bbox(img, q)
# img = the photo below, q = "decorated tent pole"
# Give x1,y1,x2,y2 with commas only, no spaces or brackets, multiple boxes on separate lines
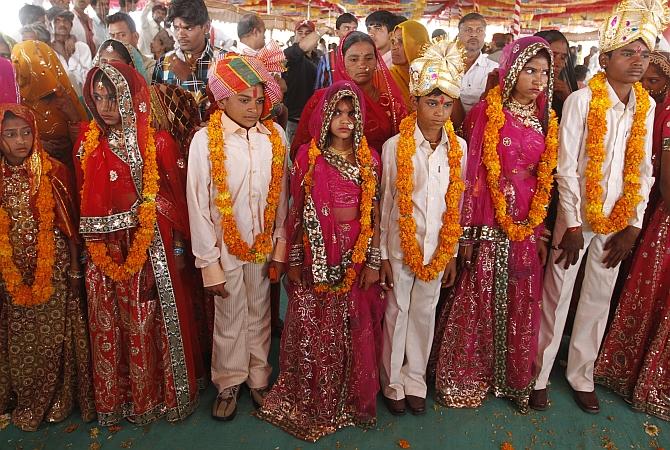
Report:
512,0,521,37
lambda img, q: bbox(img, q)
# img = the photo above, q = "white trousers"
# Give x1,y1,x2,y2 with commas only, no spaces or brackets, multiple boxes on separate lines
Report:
380,258,443,400
535,221,621,392
211,263,272,393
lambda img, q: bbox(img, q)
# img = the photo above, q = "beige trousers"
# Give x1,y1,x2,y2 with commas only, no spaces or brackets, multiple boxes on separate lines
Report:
535,220,621,392
211,263,272,393
380,257,443,400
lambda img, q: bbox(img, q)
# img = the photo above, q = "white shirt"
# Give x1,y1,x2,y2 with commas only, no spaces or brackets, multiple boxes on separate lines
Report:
460,52,498,113
557,80,655,231
382,50,393,69
138,0,160,56
380,123,468,263
55,41,92,96
186,112,290,287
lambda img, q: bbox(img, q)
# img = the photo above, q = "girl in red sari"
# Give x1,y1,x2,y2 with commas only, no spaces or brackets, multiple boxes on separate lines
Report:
74,61,202,425
257,80,385,441
290,31,407,158
0,103,95,431
432,37,556,413
594,69,670,422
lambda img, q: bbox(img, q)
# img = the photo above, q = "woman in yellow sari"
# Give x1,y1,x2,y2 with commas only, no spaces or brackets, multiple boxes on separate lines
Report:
11,40,87,166
389,20,430,111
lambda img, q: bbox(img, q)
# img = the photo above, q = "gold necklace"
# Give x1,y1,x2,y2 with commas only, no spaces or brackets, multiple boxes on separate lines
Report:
328,146,354,157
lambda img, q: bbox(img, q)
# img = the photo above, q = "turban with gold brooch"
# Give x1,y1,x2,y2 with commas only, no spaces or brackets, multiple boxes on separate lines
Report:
599,0,670,53
409,38,465,99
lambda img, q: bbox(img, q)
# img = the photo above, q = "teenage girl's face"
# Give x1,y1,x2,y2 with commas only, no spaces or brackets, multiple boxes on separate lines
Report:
92,83,122,127
0,115,34,166
641,63,667,95
329,98,356,142
511,55,550,105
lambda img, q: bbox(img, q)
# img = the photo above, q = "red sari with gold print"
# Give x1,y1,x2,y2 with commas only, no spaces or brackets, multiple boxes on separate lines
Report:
74,62,202,426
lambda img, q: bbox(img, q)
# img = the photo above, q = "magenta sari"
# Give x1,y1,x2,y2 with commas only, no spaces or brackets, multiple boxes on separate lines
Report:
594,94,670,421
0,58,19,104
257,81,385,441
432,37,554,412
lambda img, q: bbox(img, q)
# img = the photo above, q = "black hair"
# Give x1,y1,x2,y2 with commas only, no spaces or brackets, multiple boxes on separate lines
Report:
336,13,357,30
152,4,167,14
167,0,209,27
492,33,506,48
574,64,589,81
365,10,395,30
237,13,264,39
92,70,116,95
534,29,568,47
458,12,486,28
19,4,46,26
107,12,137,34
99,39,133,65
391,15,407,29
341,31,376,56
431,29,446,39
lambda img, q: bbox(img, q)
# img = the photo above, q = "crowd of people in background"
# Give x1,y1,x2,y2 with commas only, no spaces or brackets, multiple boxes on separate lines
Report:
0,0,669,444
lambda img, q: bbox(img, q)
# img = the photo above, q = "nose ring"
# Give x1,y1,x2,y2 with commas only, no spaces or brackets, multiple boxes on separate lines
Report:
346,123,354,130
364,67,370,72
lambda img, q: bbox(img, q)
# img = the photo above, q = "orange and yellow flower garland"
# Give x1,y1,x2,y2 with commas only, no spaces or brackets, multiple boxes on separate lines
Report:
584,72,649,234
81,121,159,281
0,151,56,306
304,137,376,294
396,112,465,282
482,85,558,241
208,109,286,264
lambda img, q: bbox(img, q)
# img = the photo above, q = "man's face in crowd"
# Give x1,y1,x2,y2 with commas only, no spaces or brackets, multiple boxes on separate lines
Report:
457,19,486,53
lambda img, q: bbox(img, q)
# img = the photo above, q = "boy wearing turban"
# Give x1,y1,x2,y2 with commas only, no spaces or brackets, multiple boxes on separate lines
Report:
186,54,289,421
378,39,468,416
532,0,669,414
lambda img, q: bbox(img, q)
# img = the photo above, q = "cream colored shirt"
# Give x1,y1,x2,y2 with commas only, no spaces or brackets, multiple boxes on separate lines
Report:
380,123,468,263
556,79,655,231
187,112,289,287
460,52,498,113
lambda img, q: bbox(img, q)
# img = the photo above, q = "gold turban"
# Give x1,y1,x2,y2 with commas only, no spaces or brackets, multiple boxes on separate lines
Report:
409,38,465,99
599,0,670,53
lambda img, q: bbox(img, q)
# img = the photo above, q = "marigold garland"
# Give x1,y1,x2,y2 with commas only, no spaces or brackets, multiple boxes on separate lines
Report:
208,109,286,264
396,112,465,282
0,151,56,306
304,137,376,294
482,85,558,241
584,72,649,234
81,120,159,281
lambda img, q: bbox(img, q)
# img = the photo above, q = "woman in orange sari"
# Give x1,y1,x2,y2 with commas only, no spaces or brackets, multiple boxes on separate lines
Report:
0,103,95,431
389,20,430,111
11,41,87,166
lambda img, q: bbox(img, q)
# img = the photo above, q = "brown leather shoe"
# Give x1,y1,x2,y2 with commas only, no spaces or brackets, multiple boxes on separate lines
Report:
383,395,406,416
529,389,549,411
212,385,242,421
573,389,600,414
405,395,426,415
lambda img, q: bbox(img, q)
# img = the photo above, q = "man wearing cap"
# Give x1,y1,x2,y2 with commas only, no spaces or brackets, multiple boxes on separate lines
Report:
531,0,667,415
48,6,92,94
379,38,467,416
283,20,328,144
186,53,290,422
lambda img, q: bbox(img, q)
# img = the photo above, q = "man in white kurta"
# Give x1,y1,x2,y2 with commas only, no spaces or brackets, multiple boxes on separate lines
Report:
379,39,468,416
531,0,664,414
186,54,289,422
457,13,498,113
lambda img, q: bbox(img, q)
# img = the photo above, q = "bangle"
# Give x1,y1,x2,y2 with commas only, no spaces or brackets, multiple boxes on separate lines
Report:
68,271,83,279
288,244,304,267
366,247,381,271
174,240,185,248
173,247,185,256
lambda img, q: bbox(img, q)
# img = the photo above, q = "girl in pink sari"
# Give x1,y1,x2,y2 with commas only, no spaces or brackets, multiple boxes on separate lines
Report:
256,80,385,441
290,31,406,159
432,37,555,412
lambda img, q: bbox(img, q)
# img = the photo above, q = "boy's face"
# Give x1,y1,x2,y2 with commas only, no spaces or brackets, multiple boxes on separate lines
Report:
413,92,455,131
601,39,651,84
367,22,390,51
218,84,265,129
1,115,34,166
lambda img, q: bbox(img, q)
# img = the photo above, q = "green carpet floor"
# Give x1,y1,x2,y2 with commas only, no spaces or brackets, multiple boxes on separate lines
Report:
3,293,670,449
